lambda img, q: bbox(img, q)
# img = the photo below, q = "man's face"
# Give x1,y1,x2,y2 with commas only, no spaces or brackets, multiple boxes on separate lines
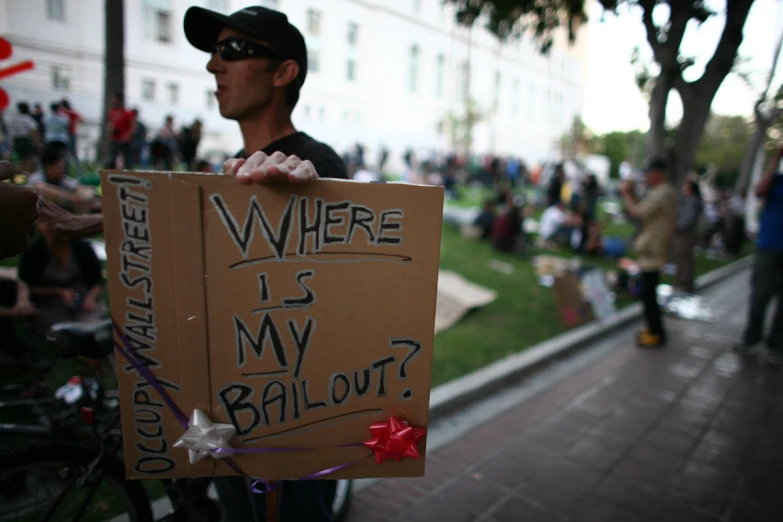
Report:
207,28,278,121
645,169,664,187
45,159,66,184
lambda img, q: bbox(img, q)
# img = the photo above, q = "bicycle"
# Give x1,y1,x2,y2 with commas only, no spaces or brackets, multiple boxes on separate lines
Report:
0,320,353,521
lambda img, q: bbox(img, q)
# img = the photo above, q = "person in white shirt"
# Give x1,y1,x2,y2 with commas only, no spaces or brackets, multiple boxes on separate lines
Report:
7,102,40,174
27,147,97,214
540,202,581,246
44,102,70,151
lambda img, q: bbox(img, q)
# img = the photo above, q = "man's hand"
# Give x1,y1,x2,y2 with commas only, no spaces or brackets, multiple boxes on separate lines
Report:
223,151,318,184
38,202,103,238
0,160,39,259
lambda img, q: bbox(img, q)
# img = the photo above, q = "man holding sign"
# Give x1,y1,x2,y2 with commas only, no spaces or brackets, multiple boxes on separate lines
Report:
184,5,347,184
183,4,348,520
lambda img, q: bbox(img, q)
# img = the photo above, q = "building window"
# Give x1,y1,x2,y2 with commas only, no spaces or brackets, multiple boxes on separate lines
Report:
307,9,321,36
318,107,325,121
347,22,358,46
51,66,70,91
308,50,320,73
304,105,311,118
346,59,356,81
436,120,444,135
142,79,156,101
413,0,421,12
46,0,65,21
512,78,519,114
409,45,419,94
205,89,215,108
168,82,179,104
208,0,228,12
435,54,445,98
144,1,172,43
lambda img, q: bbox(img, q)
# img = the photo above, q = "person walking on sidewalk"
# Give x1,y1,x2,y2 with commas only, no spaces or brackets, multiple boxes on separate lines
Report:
734,147,783,362
183,4,347,522
620,158,677,347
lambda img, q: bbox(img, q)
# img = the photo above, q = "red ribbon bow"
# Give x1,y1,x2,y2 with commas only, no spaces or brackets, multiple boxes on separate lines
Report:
363,416,426,464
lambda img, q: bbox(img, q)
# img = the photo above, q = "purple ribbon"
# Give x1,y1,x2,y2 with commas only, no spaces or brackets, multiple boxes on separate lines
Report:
111,319,372,495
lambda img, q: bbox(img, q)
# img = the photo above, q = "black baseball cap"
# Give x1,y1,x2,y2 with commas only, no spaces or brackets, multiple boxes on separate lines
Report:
642,157,668,173
184,6,308,89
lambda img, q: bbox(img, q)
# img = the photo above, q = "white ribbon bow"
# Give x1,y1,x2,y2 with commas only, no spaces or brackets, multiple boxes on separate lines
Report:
173,409,237,464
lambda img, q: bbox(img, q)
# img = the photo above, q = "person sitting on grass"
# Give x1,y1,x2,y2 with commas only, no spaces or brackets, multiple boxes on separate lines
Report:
539,202,581,248
18,217,106,337
583,221,604,257
27,147,99,214
491,203,523,253
474,199,497,240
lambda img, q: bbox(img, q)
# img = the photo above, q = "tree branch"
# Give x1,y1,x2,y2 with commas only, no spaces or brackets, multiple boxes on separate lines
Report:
673,73,691,101
696,0,755,95
639,0,661,57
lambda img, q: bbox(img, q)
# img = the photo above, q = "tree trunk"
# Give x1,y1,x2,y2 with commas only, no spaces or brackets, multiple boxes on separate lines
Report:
669,91,713,188
643,0,755,191
98,0,125,164
646,71,672,160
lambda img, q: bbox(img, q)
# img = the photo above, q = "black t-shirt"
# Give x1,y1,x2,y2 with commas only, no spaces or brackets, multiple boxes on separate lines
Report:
238,132,348,180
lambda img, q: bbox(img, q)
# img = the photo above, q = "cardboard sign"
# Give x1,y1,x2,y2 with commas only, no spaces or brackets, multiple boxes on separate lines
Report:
435,270,497,334
552,273,594,328
100,171,444,480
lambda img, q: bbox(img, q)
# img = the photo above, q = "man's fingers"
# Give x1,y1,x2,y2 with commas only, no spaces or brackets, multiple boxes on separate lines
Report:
266,155,302,178
242,151,287,183
223,158,247,176
288,160,318,183
56,214,104,238
38,200,69,223
230,152,318,185
236,151,273,181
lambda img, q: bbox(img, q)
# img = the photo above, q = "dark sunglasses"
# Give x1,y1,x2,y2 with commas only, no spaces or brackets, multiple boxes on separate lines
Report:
211,37,283,62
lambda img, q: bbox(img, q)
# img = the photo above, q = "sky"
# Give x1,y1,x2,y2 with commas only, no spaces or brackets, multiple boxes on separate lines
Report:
581,0,783,134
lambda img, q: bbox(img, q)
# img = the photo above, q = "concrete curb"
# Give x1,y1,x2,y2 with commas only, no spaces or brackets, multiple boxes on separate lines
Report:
428,255,753,421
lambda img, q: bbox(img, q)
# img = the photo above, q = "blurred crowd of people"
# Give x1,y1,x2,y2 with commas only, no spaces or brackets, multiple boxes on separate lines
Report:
0,95,211,375
104,95,207,172
0,96,210,175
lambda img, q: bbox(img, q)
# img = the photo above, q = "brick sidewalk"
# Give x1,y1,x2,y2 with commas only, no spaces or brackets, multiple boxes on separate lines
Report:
347,270,783,522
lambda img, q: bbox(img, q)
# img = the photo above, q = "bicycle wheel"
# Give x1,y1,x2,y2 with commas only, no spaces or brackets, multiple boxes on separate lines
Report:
0,441,153,522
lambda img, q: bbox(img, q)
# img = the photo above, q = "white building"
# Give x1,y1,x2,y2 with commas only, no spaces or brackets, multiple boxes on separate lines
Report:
0,0,590,170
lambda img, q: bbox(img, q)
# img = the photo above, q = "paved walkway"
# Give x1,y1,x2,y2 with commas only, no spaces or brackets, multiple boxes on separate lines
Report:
347,270,783,522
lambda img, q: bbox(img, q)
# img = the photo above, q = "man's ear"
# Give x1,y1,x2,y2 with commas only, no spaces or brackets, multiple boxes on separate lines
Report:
273,60,299,88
